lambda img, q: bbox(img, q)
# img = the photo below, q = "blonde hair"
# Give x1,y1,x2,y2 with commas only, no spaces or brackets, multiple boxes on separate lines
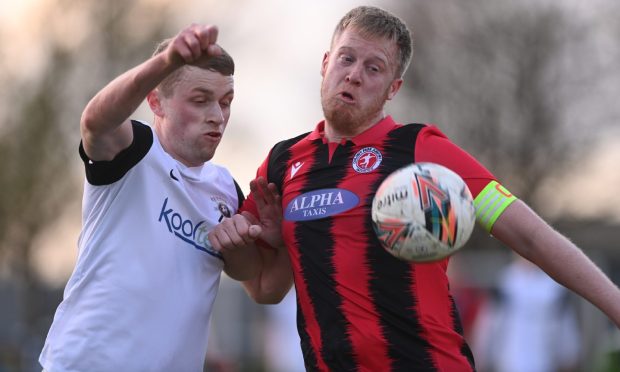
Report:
333,6,413,78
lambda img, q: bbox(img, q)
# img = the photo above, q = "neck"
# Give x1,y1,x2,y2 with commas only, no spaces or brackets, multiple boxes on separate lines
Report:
324,112,385,143
153,120,200,167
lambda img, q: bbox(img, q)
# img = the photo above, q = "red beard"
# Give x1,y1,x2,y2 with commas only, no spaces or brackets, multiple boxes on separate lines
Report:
320,85,389,136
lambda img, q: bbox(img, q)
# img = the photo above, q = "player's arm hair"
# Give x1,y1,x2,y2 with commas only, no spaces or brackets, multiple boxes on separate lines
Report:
221,244,262,281
491,200,620,327
80,52,176,162
242,244,293,304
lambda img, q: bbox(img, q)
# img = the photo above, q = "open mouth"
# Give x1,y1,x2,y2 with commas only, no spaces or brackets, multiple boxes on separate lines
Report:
206,132,222,139
340,92,355,103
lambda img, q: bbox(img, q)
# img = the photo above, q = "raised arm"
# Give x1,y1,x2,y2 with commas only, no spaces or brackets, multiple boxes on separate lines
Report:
491,199,620,327
80,24,221,161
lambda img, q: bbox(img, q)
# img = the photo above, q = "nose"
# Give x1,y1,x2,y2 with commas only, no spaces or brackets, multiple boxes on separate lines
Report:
345,64,362,85
206,102,225,126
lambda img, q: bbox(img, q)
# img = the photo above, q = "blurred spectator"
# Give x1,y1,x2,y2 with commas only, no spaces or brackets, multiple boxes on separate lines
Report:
472,254,581,372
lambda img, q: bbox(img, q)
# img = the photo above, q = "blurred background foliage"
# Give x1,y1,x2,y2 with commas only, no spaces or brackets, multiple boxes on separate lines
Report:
399,0,620,205
1,0,619,371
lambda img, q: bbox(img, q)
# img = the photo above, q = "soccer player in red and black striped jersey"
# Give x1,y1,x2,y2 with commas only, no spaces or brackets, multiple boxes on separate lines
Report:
208,6,620,371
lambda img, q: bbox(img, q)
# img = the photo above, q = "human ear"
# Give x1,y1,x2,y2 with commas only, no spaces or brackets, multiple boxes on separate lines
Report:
386,78,403,100
320,51,330,77
147,90,165,117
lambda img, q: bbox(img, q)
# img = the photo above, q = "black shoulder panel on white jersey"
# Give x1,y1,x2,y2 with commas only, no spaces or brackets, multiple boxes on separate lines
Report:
79,120,153,185
233,179,245,209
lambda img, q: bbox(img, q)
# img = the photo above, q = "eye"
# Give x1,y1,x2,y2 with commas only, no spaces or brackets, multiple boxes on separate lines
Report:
191,97,208,104
220,96,233,108
338,54,354,65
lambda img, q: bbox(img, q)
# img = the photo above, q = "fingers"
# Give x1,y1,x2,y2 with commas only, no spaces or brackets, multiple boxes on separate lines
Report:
248,225,262,239
182,31,202,61
194,25,221,55
208,214,261,252
206,44,223,57
250,176,281,209
241,212,263,238
241,211,260,225
267,182,282,205
247,177,283,248
170,24,220,64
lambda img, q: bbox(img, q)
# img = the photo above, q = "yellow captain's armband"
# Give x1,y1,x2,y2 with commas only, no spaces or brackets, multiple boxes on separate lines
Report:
473,181,517,232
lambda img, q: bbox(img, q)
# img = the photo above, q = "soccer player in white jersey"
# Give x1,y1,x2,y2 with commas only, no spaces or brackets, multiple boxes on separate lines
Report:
39,24,287,371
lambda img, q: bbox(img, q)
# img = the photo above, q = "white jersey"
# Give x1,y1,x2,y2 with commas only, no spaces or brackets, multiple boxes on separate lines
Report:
40,121,242,372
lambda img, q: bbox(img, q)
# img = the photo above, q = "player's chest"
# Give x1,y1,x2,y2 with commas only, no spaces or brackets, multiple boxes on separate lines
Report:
280,144,413,222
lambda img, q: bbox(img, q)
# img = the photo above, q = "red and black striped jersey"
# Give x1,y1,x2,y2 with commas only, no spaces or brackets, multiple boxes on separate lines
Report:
242,116,496,371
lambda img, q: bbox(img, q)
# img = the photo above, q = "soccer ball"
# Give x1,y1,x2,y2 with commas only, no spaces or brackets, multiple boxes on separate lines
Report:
371,162,476,262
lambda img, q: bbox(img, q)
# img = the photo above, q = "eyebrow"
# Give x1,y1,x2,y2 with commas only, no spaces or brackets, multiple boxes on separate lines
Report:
192,87,234,98
338,46,388,65
192,87,215,97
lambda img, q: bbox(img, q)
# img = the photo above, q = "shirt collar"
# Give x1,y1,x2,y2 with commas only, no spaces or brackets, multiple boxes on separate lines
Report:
306,115,399,145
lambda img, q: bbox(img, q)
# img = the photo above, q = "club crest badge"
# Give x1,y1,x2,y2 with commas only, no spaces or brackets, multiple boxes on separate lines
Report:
352,147,382,173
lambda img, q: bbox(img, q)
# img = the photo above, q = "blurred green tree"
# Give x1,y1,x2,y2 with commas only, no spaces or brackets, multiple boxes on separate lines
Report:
0,0,173,369
398,0,620,209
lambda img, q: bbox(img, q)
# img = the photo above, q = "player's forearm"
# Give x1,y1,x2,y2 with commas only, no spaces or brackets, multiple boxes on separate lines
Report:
528,230,620,327
493,200,620,327
243,245,293,304
81,54,176,135
222,243,262,281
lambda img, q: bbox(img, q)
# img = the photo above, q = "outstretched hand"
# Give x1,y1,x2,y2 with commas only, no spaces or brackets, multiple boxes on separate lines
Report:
166,24,222,67
249,176,284,248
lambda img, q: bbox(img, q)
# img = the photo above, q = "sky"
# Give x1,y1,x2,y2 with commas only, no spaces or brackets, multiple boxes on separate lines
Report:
2,0,620,284
2,0,617,198
0,0,392,284
178,0,620,223
127,0,399,190
189,0,395,188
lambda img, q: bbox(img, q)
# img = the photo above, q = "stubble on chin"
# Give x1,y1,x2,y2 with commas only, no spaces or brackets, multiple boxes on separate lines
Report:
321,77,391,132
200,143,218,163
321,96,386,137
321,95,358,135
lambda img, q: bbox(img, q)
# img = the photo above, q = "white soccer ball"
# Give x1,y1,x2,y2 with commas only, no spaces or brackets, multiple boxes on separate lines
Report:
371,162,476,262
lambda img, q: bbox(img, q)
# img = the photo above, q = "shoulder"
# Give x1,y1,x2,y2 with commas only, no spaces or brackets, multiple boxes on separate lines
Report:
269,131,312,159
411,124,501,199
386,122,428,144
203,162,237,190
395,122,427,133
204,163,245,209
207,162,233,178
416,124,450,141
415,125,493,176
240,131,310,196
79,120,154,185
